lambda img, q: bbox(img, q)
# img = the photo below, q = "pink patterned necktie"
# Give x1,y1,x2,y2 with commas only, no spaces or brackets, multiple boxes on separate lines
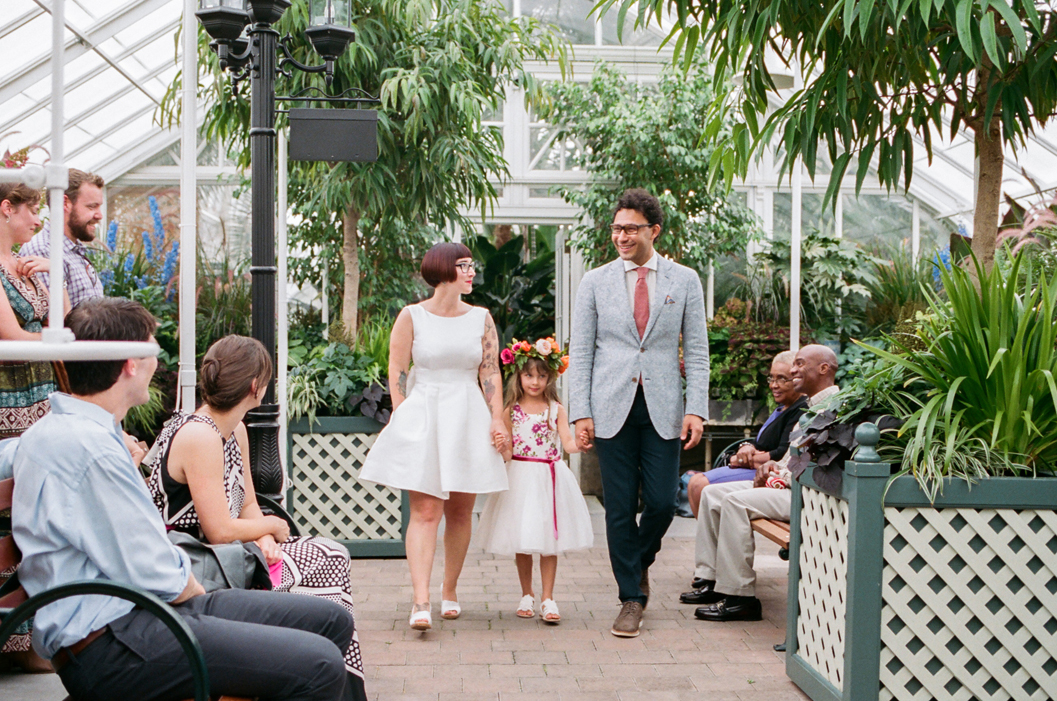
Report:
634,266,649,339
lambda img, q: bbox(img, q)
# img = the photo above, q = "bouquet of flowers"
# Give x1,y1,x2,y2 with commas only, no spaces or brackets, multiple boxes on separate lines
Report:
500,336,569,376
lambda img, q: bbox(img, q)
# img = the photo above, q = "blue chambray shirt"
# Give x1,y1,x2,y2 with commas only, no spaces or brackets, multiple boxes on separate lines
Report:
11,393,191,658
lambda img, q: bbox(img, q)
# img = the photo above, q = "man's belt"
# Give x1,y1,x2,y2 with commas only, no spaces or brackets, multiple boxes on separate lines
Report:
51,626,108,672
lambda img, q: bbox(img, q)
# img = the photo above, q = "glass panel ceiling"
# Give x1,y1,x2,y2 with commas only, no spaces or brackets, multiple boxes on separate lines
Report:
0,0,181,183
1,0,1056,231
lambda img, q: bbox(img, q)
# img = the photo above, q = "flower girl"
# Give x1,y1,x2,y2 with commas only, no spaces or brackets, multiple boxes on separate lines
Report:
477,338,594,623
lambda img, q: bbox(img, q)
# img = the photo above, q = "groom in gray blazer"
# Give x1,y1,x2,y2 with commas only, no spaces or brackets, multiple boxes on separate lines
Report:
569,188,710,637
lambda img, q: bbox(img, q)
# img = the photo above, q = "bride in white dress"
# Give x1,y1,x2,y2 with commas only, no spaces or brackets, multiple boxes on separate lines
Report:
358,242,509,631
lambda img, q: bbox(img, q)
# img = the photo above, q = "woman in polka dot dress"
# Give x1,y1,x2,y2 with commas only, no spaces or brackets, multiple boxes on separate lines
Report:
146,336,366,701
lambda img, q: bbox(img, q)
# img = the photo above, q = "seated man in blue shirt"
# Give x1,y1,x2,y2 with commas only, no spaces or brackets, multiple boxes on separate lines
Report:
12,298,355,701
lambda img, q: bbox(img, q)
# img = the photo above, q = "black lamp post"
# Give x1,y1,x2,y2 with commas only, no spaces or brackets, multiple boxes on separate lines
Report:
197,0,357,499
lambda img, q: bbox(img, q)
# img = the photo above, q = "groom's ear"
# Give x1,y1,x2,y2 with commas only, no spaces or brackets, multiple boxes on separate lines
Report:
649,225,661,242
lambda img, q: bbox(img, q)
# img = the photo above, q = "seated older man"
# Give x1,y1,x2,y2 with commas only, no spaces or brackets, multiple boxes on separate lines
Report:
12,298,356,701
680,344,839,622
686,351,808,518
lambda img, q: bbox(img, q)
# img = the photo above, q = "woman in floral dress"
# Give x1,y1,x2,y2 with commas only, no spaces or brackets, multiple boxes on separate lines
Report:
0,182,70,672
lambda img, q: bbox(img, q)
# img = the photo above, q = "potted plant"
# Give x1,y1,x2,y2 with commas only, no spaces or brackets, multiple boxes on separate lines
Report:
286,319,407,557
782,244,1057,700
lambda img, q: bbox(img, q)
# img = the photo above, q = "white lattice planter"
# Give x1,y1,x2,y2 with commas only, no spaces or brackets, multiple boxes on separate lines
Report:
287,417,408,557
786,427,1057,701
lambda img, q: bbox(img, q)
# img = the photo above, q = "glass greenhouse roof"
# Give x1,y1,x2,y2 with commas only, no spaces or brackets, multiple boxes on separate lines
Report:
2,0,1057,230
0,0,182,182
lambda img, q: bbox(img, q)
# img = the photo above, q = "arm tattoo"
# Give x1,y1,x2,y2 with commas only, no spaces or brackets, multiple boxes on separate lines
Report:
480,314,500,406
398,370,408,398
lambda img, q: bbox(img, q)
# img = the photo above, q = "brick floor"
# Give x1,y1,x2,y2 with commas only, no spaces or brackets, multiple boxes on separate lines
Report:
352,505,809,701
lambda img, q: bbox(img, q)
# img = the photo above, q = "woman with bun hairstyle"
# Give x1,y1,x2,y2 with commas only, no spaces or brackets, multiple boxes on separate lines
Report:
146,335,366,701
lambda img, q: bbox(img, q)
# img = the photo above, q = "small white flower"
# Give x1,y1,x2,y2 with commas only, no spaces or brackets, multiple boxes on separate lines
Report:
535,338,552,355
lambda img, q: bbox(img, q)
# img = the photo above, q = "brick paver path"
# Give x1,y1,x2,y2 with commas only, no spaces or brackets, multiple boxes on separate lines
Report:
353,509,809,701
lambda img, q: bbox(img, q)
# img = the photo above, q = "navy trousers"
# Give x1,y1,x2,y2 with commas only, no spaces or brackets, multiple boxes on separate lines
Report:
56,588,355,701
594,387,681,604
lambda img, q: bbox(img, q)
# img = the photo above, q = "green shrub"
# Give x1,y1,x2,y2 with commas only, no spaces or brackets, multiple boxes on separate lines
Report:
867,253,1057,498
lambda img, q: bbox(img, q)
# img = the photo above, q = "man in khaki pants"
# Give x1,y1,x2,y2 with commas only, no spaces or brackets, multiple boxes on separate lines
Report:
686,345,839,622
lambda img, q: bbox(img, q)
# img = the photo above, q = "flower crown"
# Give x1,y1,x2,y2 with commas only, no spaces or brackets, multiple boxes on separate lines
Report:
500,337,569,377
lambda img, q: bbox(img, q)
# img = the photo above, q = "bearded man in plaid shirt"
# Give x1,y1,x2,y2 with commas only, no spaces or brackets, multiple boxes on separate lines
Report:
21,169,105,308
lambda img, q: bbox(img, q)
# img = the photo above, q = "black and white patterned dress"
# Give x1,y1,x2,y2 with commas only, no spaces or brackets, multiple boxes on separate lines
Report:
146,413,366,696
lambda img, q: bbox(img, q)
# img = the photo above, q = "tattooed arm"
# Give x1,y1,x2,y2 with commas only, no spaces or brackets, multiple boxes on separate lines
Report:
479,311,510,454
388,307,414,411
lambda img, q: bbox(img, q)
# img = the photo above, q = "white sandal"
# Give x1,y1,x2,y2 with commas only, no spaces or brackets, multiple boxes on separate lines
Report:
541,599,561,623
409,603,432,631
440,600,461,619
516,594,536,618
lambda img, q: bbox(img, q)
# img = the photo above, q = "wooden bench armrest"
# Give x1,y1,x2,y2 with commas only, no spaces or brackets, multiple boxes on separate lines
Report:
751,518,791,561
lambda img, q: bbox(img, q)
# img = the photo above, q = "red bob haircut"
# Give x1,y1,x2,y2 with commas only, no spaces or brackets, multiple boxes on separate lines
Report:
420,241,473,288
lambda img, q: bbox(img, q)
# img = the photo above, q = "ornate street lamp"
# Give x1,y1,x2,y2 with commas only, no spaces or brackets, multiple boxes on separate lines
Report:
196,0,358,499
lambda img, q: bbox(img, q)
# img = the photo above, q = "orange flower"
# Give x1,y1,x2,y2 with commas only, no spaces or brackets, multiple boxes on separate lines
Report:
559,355,570,374
520,341,532,352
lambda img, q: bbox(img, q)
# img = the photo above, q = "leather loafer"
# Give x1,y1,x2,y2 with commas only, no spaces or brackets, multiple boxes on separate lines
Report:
680,585,724,605
691,577,711,590
694,596,763,622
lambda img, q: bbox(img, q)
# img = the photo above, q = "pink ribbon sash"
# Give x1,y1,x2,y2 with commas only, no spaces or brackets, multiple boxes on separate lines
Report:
512,455,559,540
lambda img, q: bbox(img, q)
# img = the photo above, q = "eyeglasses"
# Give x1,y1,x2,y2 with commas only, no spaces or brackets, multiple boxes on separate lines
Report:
455,262,477,274
609,224,652,236
767,375,794,386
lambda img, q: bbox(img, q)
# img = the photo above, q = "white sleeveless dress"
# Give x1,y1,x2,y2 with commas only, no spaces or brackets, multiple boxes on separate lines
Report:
358,304,508,499
476,402,594,556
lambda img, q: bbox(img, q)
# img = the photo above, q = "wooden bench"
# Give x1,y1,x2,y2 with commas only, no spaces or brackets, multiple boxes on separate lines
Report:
0,475,249,701
751,518,791,561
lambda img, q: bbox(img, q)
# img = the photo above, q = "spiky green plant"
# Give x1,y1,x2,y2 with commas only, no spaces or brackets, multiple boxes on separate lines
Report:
867,253,1057,499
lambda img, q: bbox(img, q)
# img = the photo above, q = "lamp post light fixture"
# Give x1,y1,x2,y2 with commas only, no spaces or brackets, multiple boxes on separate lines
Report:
196,0,357,499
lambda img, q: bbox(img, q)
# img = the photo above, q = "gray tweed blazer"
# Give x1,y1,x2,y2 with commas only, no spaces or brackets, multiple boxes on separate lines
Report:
567,256,710,440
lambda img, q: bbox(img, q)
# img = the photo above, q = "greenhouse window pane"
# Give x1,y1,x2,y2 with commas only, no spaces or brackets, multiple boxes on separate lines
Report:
521,0,596,45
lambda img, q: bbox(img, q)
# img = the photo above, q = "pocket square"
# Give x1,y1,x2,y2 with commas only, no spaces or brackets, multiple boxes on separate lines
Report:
664,295,676,305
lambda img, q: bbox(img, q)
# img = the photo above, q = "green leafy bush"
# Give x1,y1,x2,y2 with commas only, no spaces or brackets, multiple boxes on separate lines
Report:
463,234,555,346
867,254,1057,498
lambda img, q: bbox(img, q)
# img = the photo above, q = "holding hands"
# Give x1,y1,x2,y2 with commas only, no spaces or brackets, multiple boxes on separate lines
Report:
574,418,594,451
491,417,510,455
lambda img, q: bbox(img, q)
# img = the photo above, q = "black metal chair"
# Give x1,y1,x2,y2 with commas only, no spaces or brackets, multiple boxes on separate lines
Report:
0,578,211,701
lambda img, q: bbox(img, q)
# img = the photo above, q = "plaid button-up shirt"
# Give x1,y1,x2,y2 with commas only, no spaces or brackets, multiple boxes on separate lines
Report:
20,222,105,308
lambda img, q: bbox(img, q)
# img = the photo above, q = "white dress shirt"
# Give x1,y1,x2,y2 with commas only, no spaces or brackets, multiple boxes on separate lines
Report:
623,252,658,314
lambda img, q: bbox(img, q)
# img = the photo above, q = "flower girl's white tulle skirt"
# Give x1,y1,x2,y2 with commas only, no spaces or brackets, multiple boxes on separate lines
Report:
477,457,594,556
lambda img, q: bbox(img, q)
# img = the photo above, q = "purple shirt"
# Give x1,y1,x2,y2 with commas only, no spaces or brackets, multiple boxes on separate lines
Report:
20,221,104,308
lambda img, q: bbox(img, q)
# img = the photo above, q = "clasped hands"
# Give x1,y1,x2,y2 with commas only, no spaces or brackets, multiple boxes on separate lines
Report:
490,417,510,454
730,443,770,469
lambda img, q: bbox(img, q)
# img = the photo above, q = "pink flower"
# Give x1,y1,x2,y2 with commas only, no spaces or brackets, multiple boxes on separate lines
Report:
500,348,515,365
535,338,553,355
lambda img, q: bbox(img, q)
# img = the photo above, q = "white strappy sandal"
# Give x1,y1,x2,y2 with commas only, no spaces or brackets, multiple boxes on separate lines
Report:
540,599,561,623
409,602,432,631
516,595,536,618
440,600,461,619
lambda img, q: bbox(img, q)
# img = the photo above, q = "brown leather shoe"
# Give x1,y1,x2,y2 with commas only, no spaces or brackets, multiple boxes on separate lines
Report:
611,601,644,637
640,568,649,609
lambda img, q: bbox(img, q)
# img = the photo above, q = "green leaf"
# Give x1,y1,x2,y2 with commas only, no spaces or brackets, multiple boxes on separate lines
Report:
988,0,1028,57
980,10,1001,68
955,0,977,63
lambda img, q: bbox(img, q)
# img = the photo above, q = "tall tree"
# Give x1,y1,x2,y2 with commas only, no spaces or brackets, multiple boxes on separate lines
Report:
541,58,759,271
172,0,564,336
602,0,1057,268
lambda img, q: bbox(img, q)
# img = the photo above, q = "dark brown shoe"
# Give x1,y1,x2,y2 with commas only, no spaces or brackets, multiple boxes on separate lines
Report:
640,568,649,609
611,601,644,637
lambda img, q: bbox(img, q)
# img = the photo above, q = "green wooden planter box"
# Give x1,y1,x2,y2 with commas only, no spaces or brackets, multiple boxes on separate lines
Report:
287,416,408,558
786,432,1057,701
